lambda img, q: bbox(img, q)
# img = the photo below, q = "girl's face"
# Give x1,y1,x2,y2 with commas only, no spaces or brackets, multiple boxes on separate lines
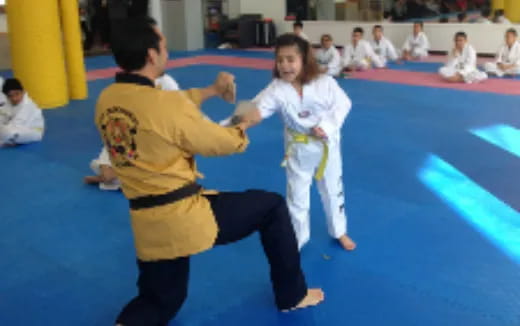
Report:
276,45,303,84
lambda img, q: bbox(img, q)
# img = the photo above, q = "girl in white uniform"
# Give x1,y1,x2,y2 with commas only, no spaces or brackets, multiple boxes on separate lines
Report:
371,25,399,67
0,78,44,147
314,34,342,76
342,27,383,71
439,32,488,84
155,72,179,90
85,73,180,190
232,34,356,251
402,22,430,60
484,28,520,77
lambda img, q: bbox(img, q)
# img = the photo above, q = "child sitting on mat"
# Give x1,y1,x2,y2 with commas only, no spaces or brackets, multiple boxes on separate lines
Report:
315,34,342,76
342,27,383,71
484,28,520,78
0,78,44,147
439,32,488,84
402,21,430,61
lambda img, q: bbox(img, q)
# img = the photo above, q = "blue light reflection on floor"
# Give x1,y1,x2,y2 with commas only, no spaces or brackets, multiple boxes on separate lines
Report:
471,124,520,158
419,154,520,263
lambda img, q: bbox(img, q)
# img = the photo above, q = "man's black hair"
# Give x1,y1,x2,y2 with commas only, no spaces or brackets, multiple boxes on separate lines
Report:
110,17,161,71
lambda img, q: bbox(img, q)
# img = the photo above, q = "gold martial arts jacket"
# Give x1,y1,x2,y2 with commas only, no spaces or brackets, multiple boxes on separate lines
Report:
95,73,248,261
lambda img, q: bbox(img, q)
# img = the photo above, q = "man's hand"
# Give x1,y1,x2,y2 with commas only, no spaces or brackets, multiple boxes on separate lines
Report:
213,72,236,103
232,107,262,131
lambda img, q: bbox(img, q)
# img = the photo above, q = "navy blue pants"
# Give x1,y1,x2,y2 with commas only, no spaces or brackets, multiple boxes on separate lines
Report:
116,190,307,326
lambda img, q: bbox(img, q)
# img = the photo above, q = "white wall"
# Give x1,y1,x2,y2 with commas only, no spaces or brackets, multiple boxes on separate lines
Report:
0,13,7,33
239,0,284,20
224,0,241,19
238,0,286,34
185,0,204,50
162,0,204,51
278,21,519,55
149,0,163,33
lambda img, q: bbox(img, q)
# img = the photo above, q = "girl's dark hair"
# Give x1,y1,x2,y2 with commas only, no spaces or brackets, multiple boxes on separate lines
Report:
273,33,320,84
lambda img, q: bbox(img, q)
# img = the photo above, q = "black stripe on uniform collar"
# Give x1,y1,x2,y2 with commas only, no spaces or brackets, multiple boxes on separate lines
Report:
115,72,155,88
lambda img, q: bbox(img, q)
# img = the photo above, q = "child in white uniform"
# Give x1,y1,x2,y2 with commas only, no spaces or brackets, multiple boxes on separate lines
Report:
155,72,179,90
484,28,520,77
342,27,383,71
293,21,309,42
371,25,399,67
230,34,356,251
85,73,180,190
0,77,6,108
0,78,44,147
494,9,511,24
314,34,342,76
402,21,430,60
439,32,488,83
477,7,492,24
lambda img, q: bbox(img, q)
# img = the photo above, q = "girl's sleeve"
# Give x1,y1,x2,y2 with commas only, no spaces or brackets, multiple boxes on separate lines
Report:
252,81,281,119
318,78,352,137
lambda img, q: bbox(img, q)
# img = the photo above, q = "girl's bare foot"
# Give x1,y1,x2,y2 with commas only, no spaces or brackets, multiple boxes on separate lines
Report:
338,235,356,251
283,288,325,312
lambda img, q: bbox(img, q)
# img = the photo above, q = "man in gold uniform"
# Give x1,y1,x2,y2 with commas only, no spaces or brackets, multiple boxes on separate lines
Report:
96,18,324,326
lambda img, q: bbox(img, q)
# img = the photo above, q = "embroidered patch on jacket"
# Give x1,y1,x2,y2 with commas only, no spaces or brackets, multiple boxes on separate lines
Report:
98,106,139,167
298,111,311,118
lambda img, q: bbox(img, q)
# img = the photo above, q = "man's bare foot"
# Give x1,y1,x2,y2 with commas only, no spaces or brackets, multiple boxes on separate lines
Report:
84,175,102,184
283,288,325,312
338,235,356,251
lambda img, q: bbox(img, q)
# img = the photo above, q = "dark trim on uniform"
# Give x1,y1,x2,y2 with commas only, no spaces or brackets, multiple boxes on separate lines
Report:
116,72,155,88
129,183,202,210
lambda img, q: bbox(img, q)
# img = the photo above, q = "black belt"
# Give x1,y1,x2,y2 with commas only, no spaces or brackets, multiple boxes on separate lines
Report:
129,183,202,210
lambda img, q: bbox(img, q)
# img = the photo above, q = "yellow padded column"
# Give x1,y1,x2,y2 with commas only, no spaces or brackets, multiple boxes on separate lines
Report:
492,0,505,11
6,0,68,108
505,0,520,23
59,0,88,100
